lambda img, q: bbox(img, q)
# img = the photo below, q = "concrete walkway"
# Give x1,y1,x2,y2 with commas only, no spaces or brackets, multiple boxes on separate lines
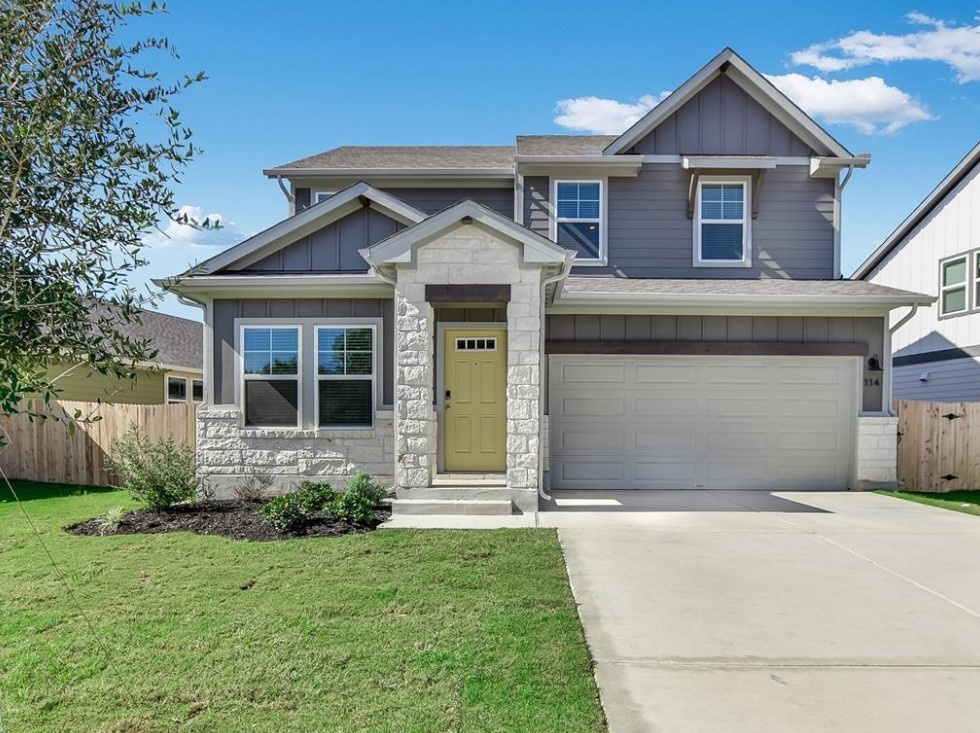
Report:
546,490,980,733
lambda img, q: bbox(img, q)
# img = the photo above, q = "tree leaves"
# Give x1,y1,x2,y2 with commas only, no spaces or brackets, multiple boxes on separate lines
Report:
0,0,204,432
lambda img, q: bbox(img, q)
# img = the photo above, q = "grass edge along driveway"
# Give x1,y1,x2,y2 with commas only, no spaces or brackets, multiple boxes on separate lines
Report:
876,489,980,517
0,480,606,732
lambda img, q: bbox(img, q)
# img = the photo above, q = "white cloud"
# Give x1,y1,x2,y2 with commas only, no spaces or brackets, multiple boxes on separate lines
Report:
553,91,671,134
142,204,242,250
767,73,935,134
791,13,980,82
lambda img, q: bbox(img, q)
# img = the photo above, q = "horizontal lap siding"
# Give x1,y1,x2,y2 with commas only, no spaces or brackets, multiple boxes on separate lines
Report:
894,357,980,402
546,315,884,412
385,188,514,217
212,298,394,406
596,164,834,278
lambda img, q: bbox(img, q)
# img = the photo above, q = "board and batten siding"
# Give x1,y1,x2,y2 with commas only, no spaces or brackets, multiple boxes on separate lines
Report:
628,75,816,156
865,162,980,360
292,186,514,219
546,314,885,412
211,298,395,406
528,165,834,278
241,207,401,273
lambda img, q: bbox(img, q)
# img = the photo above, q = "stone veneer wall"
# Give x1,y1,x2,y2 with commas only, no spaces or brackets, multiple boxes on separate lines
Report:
855,416,898,489
197,407,395,497
393,226,543,504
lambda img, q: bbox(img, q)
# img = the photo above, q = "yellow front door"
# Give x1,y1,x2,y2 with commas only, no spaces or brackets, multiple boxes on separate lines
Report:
444,329,507,471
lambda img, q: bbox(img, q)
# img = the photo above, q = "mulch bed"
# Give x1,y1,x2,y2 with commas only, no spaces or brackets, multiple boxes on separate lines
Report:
67,499,390,542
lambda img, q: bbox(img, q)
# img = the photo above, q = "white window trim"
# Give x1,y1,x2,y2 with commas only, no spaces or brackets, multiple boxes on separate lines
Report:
550,178,607,266
314,191,334,204
939,253,970,318
314,324,377,430
239,324,303,429
166,376,188,404
694,175,752,268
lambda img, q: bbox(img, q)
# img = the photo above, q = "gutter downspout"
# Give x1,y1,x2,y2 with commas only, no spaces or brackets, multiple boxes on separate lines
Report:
276,175,295,215
537,253,575,503
884,303,919,417
833,165,855,280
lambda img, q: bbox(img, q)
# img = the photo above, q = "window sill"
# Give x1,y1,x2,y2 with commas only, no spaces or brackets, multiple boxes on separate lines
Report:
693,259,752,268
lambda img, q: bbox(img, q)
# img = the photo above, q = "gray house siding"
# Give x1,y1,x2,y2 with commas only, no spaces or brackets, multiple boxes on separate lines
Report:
382,187,514,218
241,208,402,273
629,75,815,156
212,298,395,406
546,314,884,412
527,165,834,278
893,357,980,402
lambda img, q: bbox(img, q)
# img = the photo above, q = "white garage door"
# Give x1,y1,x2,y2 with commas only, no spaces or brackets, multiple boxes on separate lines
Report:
549,356,857,490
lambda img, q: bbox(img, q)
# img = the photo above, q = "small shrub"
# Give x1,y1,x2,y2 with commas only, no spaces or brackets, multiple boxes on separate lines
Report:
331,471,388,525
343,470,388,505
106,427,198,511
234,470,274,502
296,480,337,513
260,493,307,532
97,506,126,535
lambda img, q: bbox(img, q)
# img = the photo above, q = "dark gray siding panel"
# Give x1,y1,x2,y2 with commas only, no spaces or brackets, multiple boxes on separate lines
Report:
630,76,815,156
546,315,884,412
581,163,834,278
242,208,401,273
523,177,550,238
212,298,394,406
384,187,514,217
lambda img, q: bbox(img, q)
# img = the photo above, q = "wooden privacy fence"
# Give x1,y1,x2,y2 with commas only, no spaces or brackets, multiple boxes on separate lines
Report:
897,400,980,492
0,400,197,487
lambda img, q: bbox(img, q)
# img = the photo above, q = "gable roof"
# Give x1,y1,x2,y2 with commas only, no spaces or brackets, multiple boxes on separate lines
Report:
264,145,516,176
186,182,426,276
603,48,853,158
853,140,980,280
87,305,202,371
361,199,571,267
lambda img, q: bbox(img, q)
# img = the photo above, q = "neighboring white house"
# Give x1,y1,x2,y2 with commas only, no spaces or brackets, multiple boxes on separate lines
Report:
854,141,980,402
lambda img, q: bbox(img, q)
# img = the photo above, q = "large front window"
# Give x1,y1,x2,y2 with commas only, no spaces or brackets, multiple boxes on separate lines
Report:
555,180,603,262
316,326,375,428
695,177,751,267
242,326,300,427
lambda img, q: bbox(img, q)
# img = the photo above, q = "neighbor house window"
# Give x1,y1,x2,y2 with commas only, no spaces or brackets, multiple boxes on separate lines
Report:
975,254,980,308
314,191,332,204
555,180,603,262
695,177,751,267
191,380,204,402
167,376,187,403
316,325,375,428
940,256,968,316
241,326,300,428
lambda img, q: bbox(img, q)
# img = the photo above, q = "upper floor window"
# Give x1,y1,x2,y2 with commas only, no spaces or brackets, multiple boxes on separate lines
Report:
940,255,968,316
554,180,604,264
695,177,751,268
315,191,333,204
241,326,301,428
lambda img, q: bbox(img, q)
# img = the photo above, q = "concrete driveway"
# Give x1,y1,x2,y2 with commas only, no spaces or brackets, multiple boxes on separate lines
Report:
540,490,980,733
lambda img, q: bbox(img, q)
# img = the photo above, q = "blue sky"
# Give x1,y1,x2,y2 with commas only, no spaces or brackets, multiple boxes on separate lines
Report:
136,1,980,318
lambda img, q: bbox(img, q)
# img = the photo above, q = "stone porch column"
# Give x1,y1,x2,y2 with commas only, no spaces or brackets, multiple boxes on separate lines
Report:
394,271,435,489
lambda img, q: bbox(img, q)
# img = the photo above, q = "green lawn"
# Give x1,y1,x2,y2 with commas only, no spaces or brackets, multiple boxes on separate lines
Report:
0,480,605,732
877,489,980,517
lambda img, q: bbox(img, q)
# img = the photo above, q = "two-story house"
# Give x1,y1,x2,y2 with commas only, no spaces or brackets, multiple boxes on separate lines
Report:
161,49,930,514
853,141,980,402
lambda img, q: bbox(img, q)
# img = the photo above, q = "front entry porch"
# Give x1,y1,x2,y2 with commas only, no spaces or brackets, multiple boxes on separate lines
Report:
358,200,573,515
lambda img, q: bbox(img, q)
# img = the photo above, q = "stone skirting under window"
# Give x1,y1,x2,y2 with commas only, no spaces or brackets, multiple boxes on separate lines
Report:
197,407,395,497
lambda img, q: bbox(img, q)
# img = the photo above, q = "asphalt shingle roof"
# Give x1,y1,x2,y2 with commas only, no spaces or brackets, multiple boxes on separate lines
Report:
561,277,930,300
516,135,618,155
270,145,516,171
110,309,203,370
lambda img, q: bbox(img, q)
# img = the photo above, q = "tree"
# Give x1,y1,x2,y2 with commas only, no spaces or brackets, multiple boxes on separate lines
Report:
0,0,206,431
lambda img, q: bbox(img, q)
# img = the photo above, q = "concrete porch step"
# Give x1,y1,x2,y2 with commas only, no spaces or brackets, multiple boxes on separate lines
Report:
431,473,507,487
391,498,513,516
